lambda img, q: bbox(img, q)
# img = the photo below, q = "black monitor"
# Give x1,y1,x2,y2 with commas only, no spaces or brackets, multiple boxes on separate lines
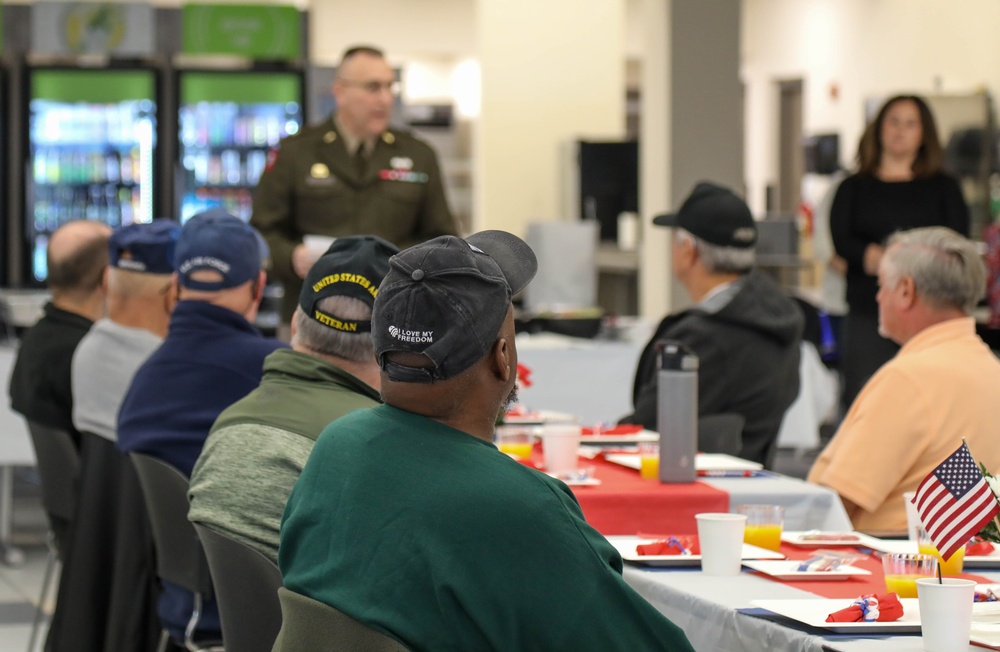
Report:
579,140,638,242
803,134,840,175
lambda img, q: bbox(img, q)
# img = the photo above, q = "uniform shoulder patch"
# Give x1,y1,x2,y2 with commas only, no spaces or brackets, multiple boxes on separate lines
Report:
265,148,280,172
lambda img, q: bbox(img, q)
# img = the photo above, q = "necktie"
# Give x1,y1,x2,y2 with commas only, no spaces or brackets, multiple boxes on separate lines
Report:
354,145,367,178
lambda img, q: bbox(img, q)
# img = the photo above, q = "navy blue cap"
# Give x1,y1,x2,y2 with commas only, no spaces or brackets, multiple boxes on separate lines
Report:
175,208,269,291
299,236,400,332
373,231,537,382
109,219,181,274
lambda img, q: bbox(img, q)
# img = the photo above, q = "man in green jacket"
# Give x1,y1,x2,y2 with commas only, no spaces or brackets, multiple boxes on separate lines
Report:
187,235,398,562
277,231,694,651
250,45,458,321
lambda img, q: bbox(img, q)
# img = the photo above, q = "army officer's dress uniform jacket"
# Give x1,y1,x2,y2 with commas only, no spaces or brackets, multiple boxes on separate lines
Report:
251,115,457,319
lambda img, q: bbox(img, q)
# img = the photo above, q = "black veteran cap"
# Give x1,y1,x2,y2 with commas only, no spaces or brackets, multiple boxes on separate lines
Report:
299,235,399,333
372,231,538,383
109,219,181,274
653,181,757,249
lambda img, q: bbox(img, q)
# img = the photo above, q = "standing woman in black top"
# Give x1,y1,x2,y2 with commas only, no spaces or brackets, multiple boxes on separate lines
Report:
831,94,969,409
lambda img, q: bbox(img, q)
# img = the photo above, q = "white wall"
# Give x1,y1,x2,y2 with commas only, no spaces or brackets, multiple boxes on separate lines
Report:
742,0,1000,214
307,0,475,65
475,0,626,234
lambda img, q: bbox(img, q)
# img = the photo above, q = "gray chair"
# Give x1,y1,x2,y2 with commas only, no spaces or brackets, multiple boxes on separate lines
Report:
0,298,15,343
24,421,80,652
192,523,282,652
130,453,222,652
272,587,410,652
697,413,745,457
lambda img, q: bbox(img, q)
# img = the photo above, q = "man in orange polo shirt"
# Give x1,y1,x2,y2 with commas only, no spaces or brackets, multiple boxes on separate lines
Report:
808,226,1000,532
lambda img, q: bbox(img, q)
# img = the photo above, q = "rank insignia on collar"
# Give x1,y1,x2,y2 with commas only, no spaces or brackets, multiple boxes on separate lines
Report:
382,132,396,144
323,131,336,144
311,163,330,179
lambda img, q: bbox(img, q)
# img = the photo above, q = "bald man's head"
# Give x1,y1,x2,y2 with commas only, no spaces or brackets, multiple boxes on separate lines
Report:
47,221,113,297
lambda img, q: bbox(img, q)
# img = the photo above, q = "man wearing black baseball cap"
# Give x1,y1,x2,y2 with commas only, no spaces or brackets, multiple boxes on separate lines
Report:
189,235,398,563
276,232,693,651
620,181,803,468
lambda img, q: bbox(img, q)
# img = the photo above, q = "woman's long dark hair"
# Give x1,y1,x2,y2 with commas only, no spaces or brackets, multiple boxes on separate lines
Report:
856,94,944,178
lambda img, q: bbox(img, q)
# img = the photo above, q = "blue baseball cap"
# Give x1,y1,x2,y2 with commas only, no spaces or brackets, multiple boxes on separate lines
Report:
175,208,269,291
109,219,181,274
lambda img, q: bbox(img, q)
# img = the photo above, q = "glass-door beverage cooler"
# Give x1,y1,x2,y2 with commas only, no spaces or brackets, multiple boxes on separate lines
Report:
177,70,303,222
26,67,159,283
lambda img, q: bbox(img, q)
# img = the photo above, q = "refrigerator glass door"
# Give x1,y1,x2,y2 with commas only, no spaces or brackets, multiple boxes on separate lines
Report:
179,72,302,222
28,69,157,282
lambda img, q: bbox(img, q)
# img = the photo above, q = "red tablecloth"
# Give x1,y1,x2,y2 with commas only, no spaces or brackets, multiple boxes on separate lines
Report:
525,448,729,535
752,543,995,599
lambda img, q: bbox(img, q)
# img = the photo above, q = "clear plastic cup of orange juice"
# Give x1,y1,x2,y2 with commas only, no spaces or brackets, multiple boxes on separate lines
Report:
638,442,659,480
736,504,784,551
882,552,938,598
917,526,966,576
495,425,534,460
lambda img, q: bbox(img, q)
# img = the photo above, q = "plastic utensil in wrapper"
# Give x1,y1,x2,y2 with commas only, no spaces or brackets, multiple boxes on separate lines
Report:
795,549,867,573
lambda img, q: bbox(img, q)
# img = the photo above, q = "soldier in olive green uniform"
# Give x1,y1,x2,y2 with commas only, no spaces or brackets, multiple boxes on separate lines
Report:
251,45,458,321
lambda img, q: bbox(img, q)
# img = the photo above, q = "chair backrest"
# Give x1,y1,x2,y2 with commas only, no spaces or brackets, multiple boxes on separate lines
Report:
193,523,282,652
697,413,745,457
0,298,15,344
25,421,80,522
272,587,410,652
129,452,213,596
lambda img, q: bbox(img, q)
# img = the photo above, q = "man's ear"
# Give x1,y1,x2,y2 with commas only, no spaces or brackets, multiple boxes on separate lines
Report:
492,337,512,382
899,275,918,309
675,236,696,267
290,308,300,341
254,270,267,303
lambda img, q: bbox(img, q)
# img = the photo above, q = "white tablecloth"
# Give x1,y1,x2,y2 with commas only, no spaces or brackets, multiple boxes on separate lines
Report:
0,345,38,557
704,475,852,531
0,346,37,468
516,331,836,452
622,561,993,651
515,332,640,426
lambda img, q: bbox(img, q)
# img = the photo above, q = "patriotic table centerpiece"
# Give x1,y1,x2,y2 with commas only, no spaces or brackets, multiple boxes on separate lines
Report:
911,442,1000,561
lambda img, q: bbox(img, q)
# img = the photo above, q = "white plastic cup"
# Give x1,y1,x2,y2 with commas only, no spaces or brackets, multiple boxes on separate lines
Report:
916,578,975,652
542,425,581,476
617,212,638,251
696,513,747,576
903,491,919,541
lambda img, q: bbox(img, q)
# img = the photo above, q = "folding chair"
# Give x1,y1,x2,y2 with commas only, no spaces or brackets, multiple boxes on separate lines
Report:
130,453,222,652
192,524,282,652
272,587,409,652
24,421,80,652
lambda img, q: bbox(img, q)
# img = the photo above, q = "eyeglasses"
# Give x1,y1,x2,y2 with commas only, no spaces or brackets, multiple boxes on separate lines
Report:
339,79,401,96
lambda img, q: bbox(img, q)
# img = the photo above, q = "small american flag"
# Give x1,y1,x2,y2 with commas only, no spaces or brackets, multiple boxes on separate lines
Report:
912,442,1000,561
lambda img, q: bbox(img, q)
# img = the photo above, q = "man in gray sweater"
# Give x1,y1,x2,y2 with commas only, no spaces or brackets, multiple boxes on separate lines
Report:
188,235,398,562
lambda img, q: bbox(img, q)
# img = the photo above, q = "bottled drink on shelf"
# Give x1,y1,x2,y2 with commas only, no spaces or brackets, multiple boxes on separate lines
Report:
221,149,241,185
33,235,49,282
106,151,121,184
120,150,134,184
119,187,133,225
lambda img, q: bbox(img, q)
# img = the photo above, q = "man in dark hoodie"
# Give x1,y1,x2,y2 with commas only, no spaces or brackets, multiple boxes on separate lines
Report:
620,182,803,467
